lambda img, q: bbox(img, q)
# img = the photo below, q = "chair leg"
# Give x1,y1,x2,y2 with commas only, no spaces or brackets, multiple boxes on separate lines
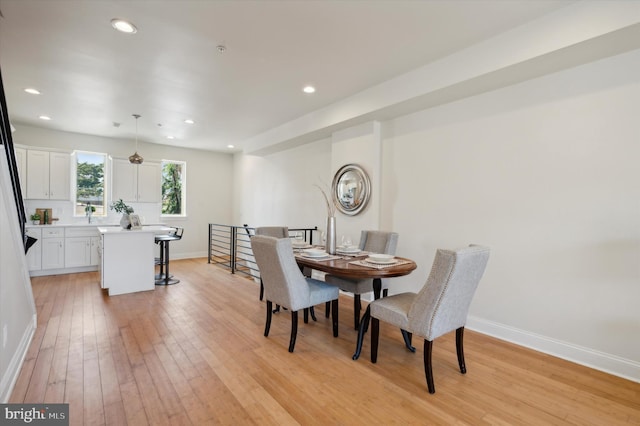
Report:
264,301,272,337
353,294,361,330
456,327,466,374
401,329,415,352
259,279,264,301
331,299,339,337
423,339,435,394
371,317,380,363
310,306,317,322
325,301,330,318
304,308,309,324
288,311,299,353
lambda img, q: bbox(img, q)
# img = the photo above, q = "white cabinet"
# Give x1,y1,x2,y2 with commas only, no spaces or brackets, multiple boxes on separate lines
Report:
64,227,100,268
41,227,65,270
26,150,70,200
27,225,101,274
65,237,90,267
90,236,100,266
112,158,160,203
99,227,157,295
25,227,42,270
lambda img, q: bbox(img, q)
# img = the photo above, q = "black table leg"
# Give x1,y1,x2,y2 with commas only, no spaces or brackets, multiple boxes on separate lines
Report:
352,305,371,360
373,278,382,300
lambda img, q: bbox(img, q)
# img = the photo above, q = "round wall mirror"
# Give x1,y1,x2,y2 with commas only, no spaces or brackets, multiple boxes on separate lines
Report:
332,164,371,216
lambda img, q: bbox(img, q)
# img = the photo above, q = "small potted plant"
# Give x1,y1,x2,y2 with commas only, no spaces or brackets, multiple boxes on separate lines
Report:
30,212,41,225
110,199,134,229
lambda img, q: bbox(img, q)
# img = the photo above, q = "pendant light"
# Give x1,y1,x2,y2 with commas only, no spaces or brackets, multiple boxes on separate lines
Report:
128,114,144,164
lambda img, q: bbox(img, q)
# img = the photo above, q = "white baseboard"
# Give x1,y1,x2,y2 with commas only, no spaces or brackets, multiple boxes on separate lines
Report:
0,314,37,403
466,315,640,383
170,251,208,260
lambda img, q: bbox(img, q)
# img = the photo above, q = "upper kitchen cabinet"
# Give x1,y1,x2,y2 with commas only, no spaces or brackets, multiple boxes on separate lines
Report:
112,158,161,203
26,150,70,200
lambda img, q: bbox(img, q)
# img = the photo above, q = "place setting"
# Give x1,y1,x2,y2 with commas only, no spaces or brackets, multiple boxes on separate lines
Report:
291,239,312,250
295,248,341,262
350,253,411,269
335,244,365,257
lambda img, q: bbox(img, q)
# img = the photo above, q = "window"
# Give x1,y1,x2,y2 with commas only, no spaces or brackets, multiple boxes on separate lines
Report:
161,160,186,216
75,151,106,216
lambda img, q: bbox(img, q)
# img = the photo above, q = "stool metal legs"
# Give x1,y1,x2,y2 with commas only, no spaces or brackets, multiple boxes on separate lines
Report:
155,239,180,285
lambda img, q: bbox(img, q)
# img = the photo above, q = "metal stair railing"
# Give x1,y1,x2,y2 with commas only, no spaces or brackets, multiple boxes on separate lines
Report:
208,223,318,280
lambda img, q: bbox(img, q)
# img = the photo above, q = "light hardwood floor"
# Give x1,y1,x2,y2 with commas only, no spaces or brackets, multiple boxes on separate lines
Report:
10,258,640,425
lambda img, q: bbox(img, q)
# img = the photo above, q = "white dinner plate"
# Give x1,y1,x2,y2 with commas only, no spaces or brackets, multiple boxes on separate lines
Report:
337,246,360,253
303,249,327,257
292,243,311,249
337,249,361,255
366,256,397,265
302,253,330,259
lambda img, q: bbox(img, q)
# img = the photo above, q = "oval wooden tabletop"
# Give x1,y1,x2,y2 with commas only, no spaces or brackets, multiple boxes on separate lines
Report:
295,254,417,279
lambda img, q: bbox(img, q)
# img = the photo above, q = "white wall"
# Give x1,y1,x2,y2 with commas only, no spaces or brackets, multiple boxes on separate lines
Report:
385,49,640,378
12,124,234,258
233,138,332,233
0,154,37,402
330,122,382,244
235,49,640,381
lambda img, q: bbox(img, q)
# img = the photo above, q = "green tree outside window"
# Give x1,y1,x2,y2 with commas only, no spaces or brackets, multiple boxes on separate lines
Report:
162,161,185,215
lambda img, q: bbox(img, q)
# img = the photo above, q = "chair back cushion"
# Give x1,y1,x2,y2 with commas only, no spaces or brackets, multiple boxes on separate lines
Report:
255,226,289,238
359,230,398,254
251,235,310,310
408,245,490,340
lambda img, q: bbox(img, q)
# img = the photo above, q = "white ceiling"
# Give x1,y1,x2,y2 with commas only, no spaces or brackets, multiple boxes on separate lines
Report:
0,0,574,153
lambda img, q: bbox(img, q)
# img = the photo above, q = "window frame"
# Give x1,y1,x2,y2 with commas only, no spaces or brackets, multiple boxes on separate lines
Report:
73,150,107,217
160,159,187,218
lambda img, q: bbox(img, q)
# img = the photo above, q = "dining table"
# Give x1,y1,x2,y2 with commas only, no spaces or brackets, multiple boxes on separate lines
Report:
294,247,417,360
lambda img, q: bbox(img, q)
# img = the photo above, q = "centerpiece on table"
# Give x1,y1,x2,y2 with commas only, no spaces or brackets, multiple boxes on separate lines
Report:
315,183,337,255
110,199,134,229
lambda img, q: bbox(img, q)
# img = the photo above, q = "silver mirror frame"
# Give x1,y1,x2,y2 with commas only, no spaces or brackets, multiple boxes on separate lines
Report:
332,164,371,216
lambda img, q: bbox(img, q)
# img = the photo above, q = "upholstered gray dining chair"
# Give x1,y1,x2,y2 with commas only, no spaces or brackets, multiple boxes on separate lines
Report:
251,235,339,352
325,230,398,329
366,245,490,394
255,226,289,301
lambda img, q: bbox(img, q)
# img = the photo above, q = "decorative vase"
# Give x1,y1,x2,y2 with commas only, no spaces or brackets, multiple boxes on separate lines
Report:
120,214,131,229
326,216,336,255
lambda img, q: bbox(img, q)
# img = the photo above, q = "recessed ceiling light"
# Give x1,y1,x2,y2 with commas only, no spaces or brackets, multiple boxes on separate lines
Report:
111,18,137,34
184,119,195,124
167,136,175,140
303,86,316,94
227,145,235,149
39,115,51,120
24,88,41,95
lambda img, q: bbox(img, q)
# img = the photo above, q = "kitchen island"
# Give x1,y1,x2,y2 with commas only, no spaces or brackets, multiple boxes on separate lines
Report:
98,225,172,296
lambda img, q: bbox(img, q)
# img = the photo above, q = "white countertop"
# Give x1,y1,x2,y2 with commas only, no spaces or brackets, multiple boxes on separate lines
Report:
98,225,172,234
27,223,166,229
26,223,118,228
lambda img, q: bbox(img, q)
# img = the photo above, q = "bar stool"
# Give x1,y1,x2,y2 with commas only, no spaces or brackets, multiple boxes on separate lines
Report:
155,227,183,285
